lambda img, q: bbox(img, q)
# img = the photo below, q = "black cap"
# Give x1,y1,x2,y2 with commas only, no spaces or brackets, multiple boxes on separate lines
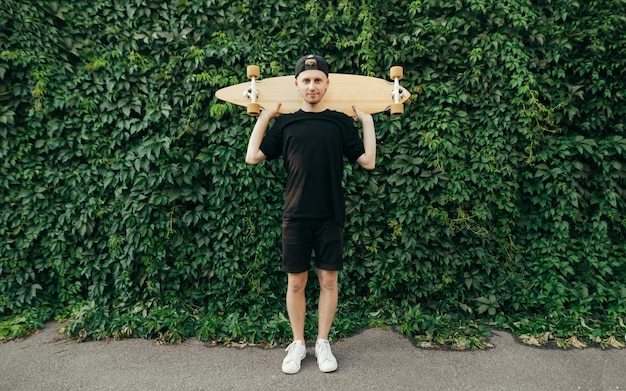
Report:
295,54,329,78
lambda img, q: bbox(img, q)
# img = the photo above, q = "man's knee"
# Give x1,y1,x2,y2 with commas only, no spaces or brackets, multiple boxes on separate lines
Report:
318,270,338,292
288,272,308,292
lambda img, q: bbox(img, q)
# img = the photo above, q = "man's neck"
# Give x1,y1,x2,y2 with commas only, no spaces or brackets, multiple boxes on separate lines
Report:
301,102,327,113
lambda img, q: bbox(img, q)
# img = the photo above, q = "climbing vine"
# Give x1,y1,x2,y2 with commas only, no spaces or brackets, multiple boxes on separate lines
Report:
1,0,624,349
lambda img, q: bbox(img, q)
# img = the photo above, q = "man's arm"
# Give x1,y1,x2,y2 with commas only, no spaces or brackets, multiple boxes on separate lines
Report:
352,105,376,170
245,103,281,165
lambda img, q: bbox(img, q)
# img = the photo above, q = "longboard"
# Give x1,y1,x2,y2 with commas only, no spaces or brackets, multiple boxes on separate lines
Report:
215,66,410,116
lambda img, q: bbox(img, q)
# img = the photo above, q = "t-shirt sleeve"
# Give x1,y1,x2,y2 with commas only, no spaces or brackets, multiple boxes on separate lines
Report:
340,115,366,164
259,119,283,161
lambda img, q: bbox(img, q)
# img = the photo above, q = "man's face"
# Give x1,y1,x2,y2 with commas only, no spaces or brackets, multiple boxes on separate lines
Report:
295,70,329,105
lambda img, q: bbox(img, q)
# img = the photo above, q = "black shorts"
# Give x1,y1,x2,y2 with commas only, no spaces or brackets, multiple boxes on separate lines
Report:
281,218,344,273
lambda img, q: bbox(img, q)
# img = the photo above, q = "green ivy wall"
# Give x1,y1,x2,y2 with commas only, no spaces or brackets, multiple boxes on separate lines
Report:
1,0,624,348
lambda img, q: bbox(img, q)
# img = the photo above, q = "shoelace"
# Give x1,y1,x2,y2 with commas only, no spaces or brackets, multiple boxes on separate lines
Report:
284,341,301,360
317,340,333,361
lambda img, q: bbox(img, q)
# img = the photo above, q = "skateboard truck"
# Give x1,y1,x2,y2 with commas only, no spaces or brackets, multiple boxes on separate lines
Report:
390,66,405,116
245,65,261,116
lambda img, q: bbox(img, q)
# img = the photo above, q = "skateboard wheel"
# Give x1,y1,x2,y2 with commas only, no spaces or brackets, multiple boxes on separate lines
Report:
247,102,261,116
390,103,404,116
247,65,260,79
390,66,403,81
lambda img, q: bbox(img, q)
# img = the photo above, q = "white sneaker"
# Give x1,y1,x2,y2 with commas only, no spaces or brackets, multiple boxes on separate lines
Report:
282,340,306,374
315,339,337,373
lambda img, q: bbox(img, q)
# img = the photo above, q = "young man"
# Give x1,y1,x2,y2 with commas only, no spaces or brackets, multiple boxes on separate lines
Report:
245,54,376,374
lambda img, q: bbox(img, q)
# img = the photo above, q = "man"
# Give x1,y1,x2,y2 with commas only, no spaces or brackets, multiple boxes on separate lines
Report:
245,54,376,374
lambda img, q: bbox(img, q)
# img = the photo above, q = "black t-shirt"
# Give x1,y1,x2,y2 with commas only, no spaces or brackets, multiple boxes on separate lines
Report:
260,109,365,225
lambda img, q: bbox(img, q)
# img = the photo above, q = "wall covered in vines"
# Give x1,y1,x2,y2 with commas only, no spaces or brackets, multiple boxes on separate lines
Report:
1,0,624,348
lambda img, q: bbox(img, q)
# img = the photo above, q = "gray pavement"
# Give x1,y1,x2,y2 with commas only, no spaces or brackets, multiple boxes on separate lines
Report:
1,322,625,391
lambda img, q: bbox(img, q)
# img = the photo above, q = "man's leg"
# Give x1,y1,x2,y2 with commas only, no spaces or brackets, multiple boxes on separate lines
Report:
282,271,309,374
315,268,339,373
316,269,338,341
286,271,308,342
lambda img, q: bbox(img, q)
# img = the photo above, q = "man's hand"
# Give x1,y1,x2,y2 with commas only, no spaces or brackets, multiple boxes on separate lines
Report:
259,103,282,120
352,105,373,125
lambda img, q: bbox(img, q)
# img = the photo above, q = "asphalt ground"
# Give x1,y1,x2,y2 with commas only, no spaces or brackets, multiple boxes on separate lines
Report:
1,322,625,391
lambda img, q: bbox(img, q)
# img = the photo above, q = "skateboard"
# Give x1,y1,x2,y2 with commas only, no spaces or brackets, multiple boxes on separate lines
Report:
215,65,410,116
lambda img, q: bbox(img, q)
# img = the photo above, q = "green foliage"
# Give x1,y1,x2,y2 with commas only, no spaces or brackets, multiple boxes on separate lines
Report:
1,0,624,348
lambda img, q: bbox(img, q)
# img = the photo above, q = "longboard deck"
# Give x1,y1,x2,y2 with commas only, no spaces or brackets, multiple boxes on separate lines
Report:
215,73,410,116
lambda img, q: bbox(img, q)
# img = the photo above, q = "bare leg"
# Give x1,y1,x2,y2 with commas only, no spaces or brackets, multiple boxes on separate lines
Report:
316,269,338,341
286,272,308,342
